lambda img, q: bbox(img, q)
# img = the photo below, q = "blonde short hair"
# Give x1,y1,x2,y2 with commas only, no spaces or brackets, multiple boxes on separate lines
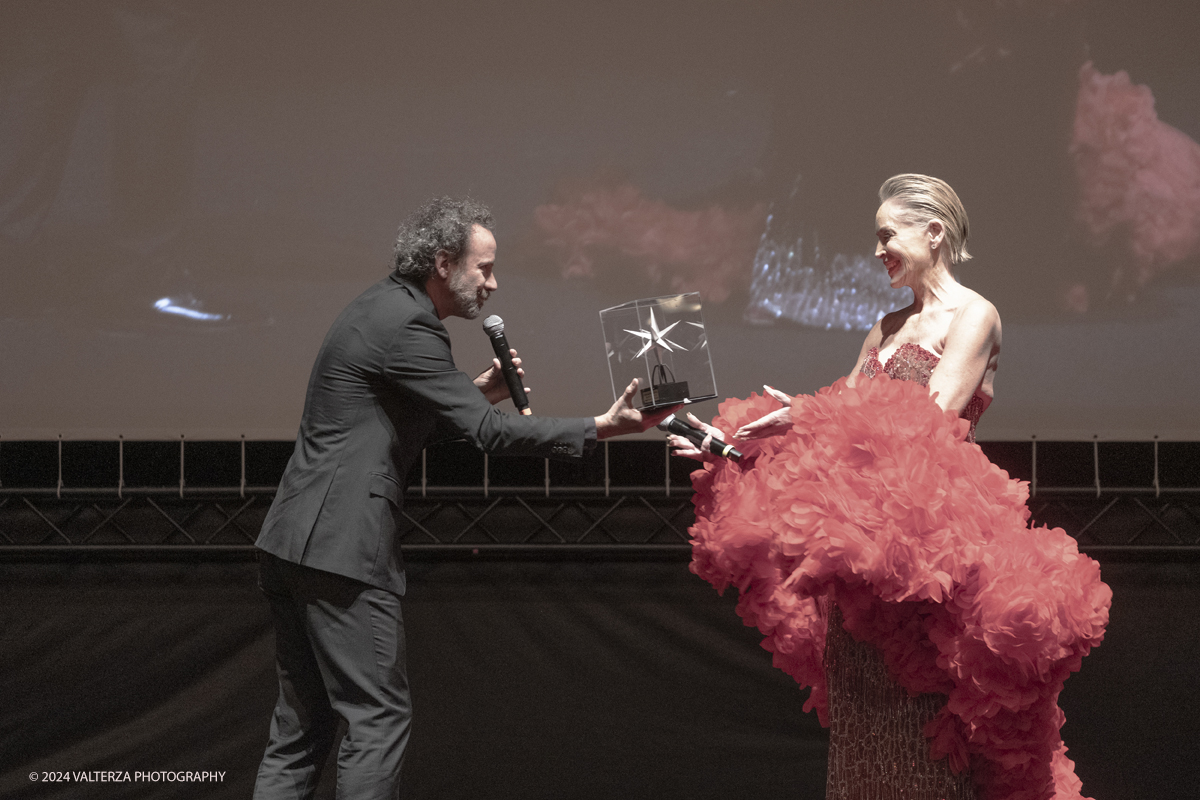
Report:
878,174,972,264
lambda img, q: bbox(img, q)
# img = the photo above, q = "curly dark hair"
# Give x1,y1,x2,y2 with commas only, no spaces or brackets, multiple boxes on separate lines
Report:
392,197,495,282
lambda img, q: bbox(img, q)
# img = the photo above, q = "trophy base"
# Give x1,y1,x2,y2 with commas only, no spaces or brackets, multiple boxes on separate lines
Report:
641,381,689,407
639,394,718,411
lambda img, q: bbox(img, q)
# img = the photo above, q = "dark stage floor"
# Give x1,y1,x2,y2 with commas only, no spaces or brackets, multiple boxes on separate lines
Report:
1,557,1195,799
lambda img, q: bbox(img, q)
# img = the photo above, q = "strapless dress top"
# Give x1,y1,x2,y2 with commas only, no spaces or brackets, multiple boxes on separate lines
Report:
860,342,988,443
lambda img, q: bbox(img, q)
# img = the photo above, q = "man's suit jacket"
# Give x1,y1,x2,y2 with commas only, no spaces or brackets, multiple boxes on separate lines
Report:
256,272,592,595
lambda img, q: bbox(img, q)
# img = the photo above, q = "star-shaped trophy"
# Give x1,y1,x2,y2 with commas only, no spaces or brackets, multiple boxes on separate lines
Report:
600,293,717,409
625,307,682,358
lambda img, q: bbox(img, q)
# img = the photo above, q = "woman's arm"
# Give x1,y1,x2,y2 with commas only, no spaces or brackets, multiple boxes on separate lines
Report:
844,319,885,388
927,298,1001,414
736,319,885,441
732,386,796,440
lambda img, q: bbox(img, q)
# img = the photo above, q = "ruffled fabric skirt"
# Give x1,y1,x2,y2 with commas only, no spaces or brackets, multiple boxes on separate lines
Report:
688,375,1111,800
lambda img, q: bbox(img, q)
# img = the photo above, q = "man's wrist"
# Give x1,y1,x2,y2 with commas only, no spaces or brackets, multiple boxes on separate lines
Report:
583,417,598,452
594,414,614,441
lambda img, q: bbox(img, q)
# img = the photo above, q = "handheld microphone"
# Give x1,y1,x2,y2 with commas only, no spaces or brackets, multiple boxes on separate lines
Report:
659,413,742,462
482,315,531,415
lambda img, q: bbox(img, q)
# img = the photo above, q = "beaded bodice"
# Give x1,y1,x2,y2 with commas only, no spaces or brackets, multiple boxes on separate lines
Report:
860,343,987,443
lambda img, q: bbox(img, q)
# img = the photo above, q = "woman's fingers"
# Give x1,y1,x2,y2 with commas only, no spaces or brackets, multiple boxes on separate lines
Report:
667,433,704,461
735,407,791,440
686,412,727,442
734,421,761,440
667,433,691,448
763,385,792,406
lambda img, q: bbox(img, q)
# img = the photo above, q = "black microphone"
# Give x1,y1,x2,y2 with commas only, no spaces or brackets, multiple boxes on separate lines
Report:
482,315,531,415
659,413,742,462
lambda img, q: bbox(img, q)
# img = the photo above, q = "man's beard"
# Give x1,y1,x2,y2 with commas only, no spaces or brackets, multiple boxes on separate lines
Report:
448,270,488,319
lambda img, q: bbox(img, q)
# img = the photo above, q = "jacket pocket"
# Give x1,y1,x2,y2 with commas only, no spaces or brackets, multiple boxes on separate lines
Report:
368,472,402,507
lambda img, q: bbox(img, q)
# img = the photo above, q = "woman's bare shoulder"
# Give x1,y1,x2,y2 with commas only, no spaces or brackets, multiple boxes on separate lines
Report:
955,289,1000,327
949,289,1001,349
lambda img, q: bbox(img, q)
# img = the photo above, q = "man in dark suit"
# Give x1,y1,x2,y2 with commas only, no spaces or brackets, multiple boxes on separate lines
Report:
252,197,673,799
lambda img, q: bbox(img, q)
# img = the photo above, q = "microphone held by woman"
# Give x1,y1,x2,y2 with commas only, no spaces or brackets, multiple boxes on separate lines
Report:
659,413,742,462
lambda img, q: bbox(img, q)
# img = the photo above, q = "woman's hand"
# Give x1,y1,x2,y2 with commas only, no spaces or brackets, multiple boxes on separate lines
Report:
667,413,726,462
734,385,795,440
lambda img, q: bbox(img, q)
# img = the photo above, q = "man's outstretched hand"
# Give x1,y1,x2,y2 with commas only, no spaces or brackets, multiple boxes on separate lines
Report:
595,378,680,439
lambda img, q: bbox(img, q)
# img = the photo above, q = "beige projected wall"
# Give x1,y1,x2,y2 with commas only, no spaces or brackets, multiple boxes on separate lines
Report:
2,0,1198,440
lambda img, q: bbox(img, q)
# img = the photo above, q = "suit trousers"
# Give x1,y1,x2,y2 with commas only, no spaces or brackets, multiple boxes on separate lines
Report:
254,552,411,800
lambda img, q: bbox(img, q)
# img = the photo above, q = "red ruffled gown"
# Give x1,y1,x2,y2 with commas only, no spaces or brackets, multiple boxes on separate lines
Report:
688,344,1111,800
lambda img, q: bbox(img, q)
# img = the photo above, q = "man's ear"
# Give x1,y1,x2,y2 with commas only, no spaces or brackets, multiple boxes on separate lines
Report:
434,249,454,279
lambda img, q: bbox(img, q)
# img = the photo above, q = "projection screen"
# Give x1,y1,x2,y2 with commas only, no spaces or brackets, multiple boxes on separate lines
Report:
2,0,1198,441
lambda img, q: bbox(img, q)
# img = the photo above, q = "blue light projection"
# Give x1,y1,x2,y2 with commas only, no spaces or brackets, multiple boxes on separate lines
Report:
153,297,229,322
743,214,909,331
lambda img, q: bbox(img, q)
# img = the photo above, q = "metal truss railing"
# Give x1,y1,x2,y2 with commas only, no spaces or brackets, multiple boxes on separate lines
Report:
1,483,1198,562
393,487,695,558
0,487,273,559
0,486,698,561
1028,488,1200,560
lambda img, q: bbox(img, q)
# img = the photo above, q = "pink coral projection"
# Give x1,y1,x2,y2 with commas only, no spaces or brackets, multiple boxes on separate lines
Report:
1070,61,1200,297
533,185,766,303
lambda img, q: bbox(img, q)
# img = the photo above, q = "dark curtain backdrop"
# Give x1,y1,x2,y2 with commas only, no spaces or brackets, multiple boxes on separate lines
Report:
1,558,1196,799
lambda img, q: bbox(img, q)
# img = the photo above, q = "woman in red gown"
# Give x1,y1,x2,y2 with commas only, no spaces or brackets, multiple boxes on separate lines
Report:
671,175,1110,800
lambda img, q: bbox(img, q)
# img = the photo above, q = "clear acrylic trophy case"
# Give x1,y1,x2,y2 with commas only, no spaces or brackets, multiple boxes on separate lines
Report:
600,293,717,410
